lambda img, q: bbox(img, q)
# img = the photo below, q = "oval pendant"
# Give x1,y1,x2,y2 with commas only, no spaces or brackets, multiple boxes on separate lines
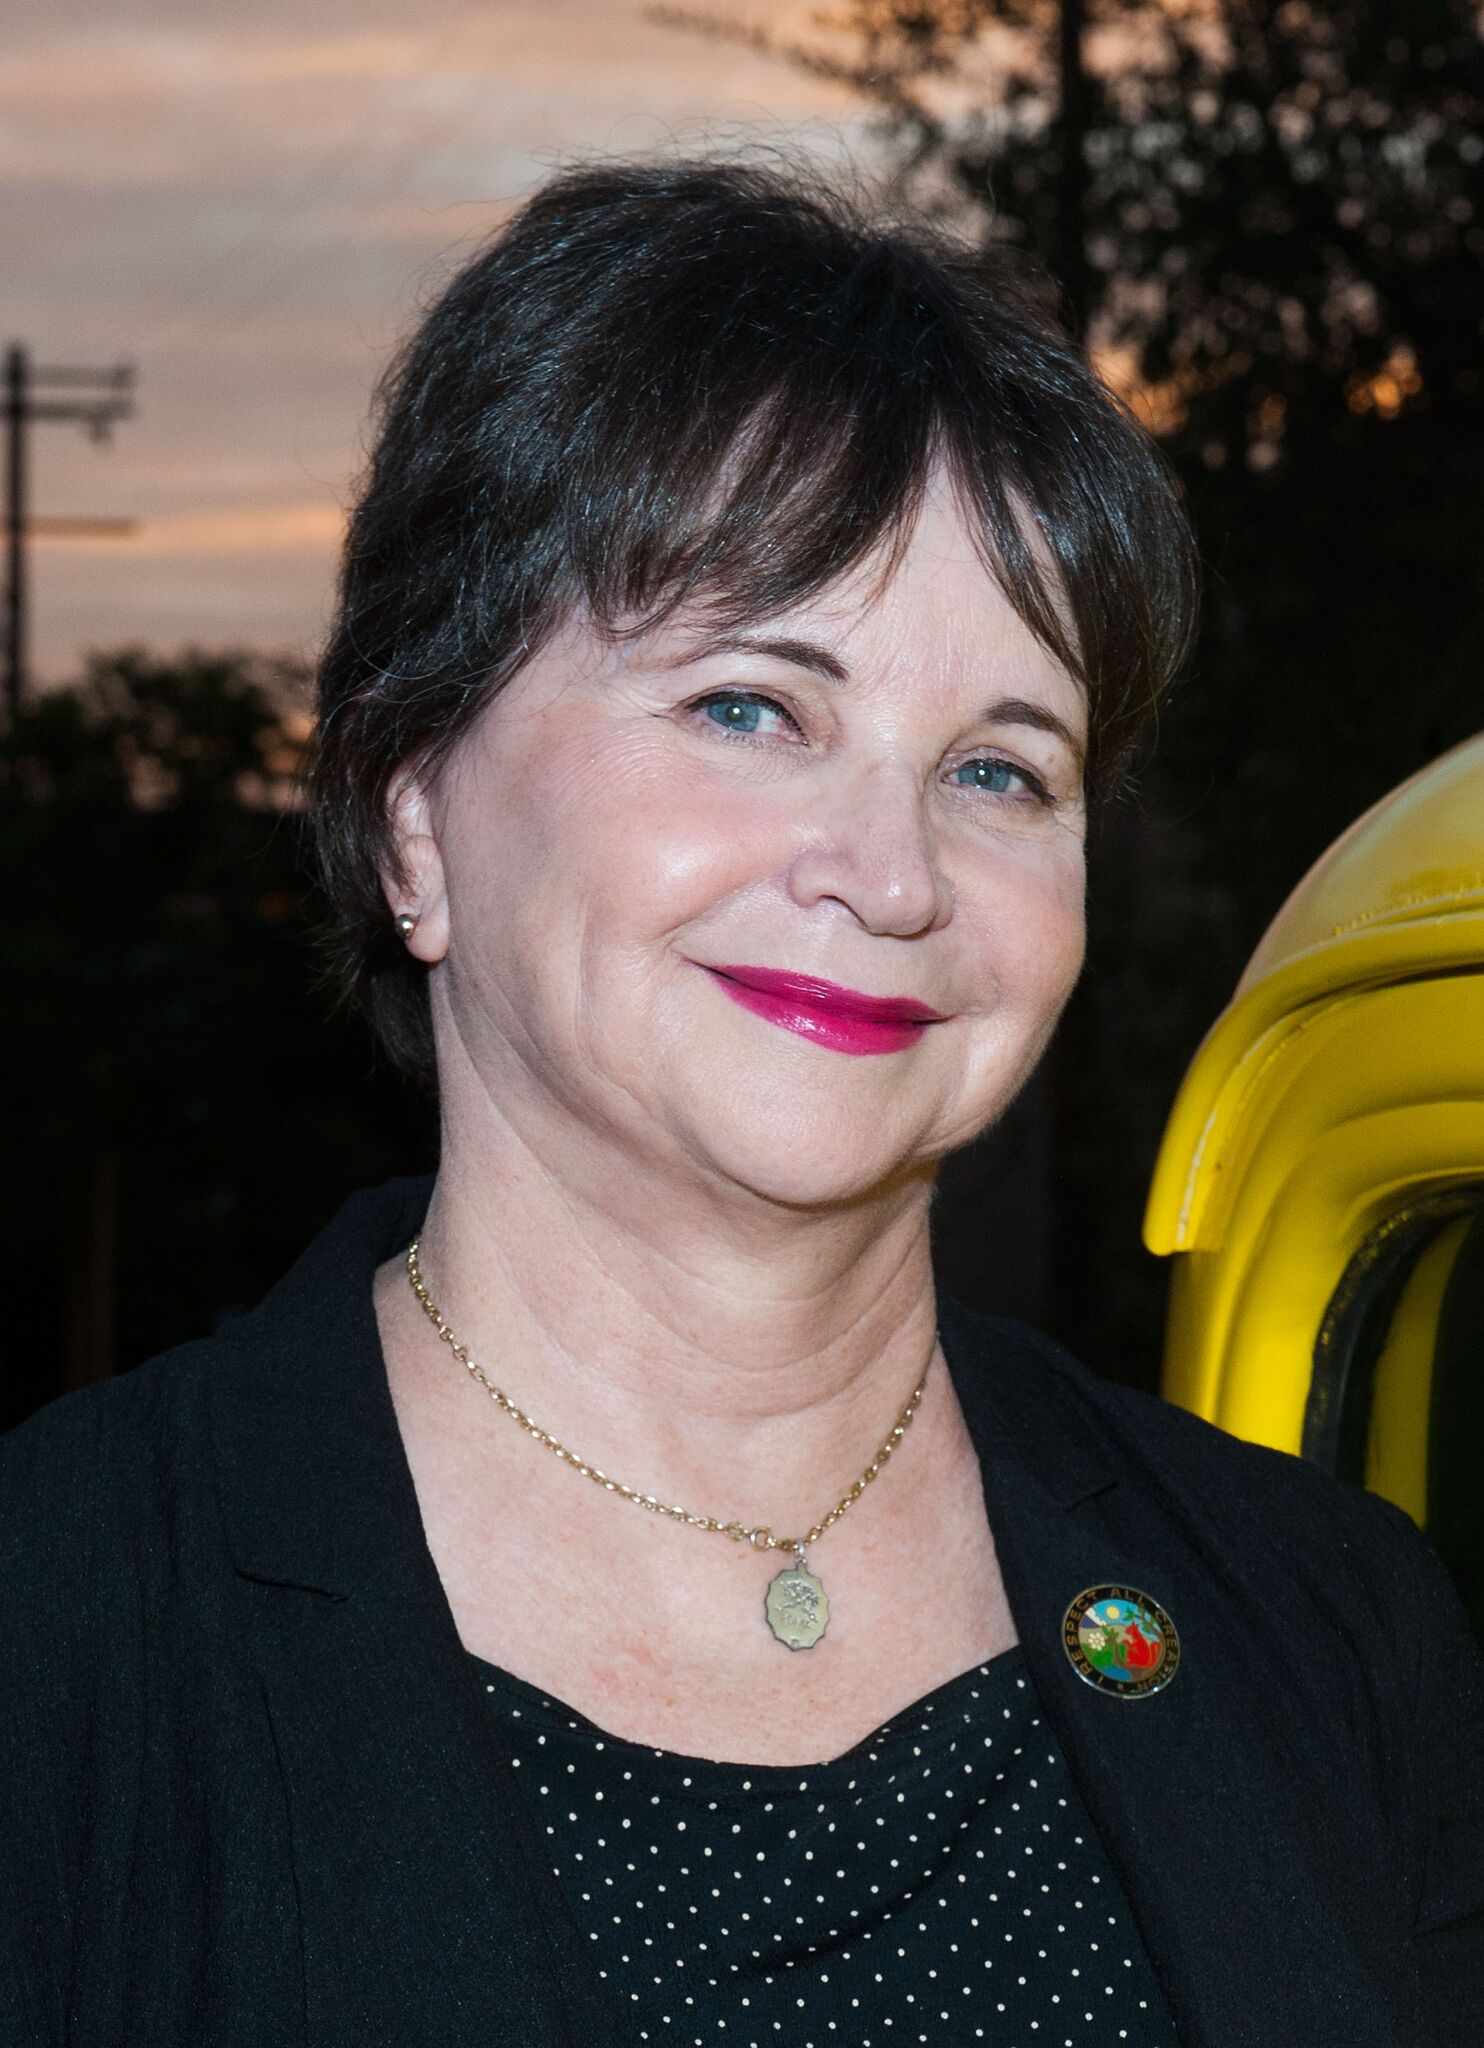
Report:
765,1562,829,1650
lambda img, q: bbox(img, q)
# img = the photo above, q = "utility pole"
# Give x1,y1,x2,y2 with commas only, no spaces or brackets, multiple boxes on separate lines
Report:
3,345,136,727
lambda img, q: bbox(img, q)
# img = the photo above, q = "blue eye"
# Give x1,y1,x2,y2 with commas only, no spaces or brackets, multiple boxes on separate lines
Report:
694,692,797,739
954,757,1042,799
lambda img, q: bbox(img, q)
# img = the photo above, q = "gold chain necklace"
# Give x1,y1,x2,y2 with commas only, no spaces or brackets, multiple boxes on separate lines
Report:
404,1236,932,1650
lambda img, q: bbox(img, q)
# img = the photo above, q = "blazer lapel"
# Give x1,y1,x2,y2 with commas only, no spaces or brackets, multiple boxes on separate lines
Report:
937,1291,1416,2048
208,1179,618,2048
244,1579,605,2047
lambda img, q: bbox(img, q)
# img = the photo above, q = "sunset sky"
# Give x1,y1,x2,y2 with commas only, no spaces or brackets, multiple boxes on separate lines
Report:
6,0,864,685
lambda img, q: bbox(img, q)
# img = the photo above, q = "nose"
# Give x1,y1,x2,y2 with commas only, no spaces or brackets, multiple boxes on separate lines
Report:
785,762,953,938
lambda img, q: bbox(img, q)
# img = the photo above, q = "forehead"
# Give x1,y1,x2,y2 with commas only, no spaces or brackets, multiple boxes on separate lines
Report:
820,478,1061,649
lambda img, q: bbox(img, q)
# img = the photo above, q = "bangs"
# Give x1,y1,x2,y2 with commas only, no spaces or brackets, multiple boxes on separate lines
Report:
509,220,1089,705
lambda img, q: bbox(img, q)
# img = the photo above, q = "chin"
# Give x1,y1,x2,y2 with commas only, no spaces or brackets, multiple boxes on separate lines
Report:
666,1098,945,1214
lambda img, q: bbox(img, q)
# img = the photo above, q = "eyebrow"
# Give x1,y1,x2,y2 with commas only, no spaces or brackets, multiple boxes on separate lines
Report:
674,632,851,683
669,631,1087,767
978,696,1088,769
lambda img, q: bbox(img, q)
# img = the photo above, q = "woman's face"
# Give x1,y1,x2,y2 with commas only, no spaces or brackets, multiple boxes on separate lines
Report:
395,467,1089,1208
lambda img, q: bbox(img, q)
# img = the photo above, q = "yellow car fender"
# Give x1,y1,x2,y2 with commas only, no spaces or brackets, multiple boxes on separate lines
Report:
1146,730,1484,1531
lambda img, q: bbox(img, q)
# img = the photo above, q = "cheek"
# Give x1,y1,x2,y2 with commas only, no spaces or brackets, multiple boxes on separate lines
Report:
964,833,1087,1013
468,720,776,944
1041,851,1088,993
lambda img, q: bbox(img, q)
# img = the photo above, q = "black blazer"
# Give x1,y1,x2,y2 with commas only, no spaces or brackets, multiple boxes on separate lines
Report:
4,1176,1482,2047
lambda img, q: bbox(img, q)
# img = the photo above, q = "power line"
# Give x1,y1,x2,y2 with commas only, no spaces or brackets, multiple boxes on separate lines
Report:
27,518,138,540
3,345,137,726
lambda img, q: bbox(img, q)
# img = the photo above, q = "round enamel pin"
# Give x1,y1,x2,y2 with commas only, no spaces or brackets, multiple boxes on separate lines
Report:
1063,1586,1180,1697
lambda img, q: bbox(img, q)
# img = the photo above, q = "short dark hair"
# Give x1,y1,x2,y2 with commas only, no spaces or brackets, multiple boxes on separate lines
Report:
309,156,1198,1088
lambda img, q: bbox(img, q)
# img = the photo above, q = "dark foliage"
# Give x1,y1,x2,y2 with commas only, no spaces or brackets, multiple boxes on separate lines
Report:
0,649,435,1427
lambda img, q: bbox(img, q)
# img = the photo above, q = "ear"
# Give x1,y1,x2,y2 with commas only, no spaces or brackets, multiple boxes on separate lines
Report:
381,759,450,965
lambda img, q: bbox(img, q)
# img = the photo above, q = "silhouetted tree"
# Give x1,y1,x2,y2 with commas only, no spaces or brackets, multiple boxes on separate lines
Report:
660,1,1483,453
1,648,434,1426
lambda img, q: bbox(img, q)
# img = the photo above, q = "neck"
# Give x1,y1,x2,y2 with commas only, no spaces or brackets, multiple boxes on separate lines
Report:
394,1075,946,1536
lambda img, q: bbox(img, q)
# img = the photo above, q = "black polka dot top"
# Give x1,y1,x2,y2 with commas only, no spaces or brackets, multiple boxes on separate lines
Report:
471,1643,1180,2046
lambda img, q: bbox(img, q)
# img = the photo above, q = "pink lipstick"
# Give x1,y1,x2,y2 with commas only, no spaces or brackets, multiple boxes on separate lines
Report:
696,963,947,1057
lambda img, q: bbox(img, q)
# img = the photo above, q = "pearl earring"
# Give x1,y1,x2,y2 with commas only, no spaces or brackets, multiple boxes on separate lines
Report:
395,912,419,940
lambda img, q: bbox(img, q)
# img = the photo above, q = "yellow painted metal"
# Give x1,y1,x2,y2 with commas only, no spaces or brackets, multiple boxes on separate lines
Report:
1363,1215,1474,1526
1235,732,1484,992
1146,729,1484,1474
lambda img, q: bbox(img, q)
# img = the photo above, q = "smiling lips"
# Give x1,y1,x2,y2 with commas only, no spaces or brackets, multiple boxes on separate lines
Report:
698,963,948,1057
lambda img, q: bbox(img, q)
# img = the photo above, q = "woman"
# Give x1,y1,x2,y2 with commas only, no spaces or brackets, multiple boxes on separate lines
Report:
4,160,1481,2048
